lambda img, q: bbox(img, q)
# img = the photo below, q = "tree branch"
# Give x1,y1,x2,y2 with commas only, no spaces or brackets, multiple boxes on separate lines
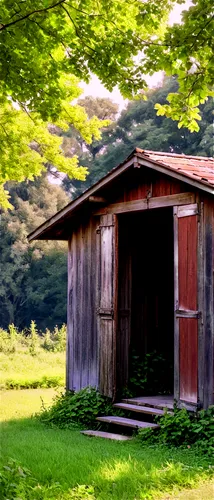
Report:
0,0,66,31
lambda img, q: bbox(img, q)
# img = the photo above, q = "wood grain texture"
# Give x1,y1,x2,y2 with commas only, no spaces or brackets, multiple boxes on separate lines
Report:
122,395,174,410
178,215,198,311
67,216,99,392
176,210,199,405
108,167,191,205
203,198,214,407
96,416,159,428
81,430,132,440
179,318,198,403
94,193,195,216
99,214,117,398
113,403,169,415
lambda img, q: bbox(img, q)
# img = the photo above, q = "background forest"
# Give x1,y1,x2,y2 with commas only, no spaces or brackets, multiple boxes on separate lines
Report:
0,77,213,331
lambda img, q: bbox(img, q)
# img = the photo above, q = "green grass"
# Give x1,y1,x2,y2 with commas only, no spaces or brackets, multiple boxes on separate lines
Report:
0,350,65,389
1,390,213,500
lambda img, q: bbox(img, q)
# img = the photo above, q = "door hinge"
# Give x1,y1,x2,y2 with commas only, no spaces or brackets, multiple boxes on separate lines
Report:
98,307,114,317
96,223,115,232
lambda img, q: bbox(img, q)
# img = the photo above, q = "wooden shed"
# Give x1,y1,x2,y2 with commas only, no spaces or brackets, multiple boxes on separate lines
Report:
28,149,214,410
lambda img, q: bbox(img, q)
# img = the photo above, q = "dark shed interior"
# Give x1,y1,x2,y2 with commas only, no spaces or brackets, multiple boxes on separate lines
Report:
117,208,174,396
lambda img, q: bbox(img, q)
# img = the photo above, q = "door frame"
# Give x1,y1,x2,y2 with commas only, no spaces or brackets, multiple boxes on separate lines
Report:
97,192,203,403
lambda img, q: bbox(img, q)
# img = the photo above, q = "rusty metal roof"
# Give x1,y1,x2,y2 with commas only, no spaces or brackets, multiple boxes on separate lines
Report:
28,148,214,241
136,149,214,188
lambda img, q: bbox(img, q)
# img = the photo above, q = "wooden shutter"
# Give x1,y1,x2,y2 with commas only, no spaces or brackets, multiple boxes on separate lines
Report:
98,214,117,398
174,204,200,407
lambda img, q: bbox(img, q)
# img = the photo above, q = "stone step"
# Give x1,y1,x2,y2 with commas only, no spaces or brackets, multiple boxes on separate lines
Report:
96,415,159,429
81,430,132,441
114,402,168,416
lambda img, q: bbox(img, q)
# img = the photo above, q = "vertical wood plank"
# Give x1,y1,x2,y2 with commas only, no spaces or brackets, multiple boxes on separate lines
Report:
99,213,117,398
113,214,118,400
203,198,214,407
67,217,99,393
175,207,199,407
197,199,204,408
173,207,179,402
66,239,73,390
179,318,198,402
178,216,198,311
73,230,81,391
81,224,88,388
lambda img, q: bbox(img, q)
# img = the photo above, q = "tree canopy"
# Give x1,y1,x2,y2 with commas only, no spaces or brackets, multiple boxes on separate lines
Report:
0,175,69,330
1,1,213,121
63,78,213,197
0,1,213,207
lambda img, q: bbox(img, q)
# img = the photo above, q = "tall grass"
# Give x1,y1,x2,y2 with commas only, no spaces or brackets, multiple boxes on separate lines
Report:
0,322,66,390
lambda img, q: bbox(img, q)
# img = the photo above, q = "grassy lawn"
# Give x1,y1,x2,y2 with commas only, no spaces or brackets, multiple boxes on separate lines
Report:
0,350,65,389
1,389,213,499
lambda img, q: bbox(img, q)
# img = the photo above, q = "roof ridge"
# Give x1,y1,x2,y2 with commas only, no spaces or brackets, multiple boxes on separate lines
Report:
136,148,214,161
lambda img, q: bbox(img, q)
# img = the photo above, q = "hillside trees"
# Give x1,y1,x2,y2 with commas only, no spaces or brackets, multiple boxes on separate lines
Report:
0,176,69,330
62,96,119,195
63,78,213,197
0,1,213,206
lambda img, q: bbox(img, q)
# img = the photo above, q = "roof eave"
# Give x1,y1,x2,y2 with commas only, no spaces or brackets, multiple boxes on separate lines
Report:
28,151,214,242
136,155,214,196
27,153,137,242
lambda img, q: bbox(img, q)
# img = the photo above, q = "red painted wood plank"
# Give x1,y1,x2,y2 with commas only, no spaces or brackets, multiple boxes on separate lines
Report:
178,216,198,311
179,318,198,403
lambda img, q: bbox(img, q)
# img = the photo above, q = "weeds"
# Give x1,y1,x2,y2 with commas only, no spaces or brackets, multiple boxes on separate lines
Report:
0,322,66,390
0,322,66,356
138,406,214,457
0,459,95,500
39,386,114,428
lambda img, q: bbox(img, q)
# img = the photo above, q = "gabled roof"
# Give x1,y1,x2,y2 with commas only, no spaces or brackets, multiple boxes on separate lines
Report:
136,149,214,187
28,148,214,241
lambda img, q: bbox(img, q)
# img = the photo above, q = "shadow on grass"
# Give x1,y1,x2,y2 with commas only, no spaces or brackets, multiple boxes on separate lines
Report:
1,416,213,500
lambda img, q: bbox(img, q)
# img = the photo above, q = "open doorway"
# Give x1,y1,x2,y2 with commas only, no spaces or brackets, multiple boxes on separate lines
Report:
117,208,174,398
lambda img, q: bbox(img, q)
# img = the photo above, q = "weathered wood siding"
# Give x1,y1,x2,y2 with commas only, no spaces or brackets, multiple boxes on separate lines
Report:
67,216,98,391
203,197,214,406
106,168,191,204
174,207,199,406
98,214,118,398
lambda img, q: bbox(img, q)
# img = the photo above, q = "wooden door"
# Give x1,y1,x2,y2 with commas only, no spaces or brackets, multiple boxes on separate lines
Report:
174,204,200,408
98,214,118,398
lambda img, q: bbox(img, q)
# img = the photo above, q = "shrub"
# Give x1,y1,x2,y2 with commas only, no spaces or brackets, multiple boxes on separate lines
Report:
0,322,67,357
42,329,55,352
0,459,95,499
53,324,66,352
0,328,13,354
42,324,67,352
127,349,173,397
4,375,62,390
138,405,214,456
28,320,39,355
0,325,18,354
39,386,114,428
